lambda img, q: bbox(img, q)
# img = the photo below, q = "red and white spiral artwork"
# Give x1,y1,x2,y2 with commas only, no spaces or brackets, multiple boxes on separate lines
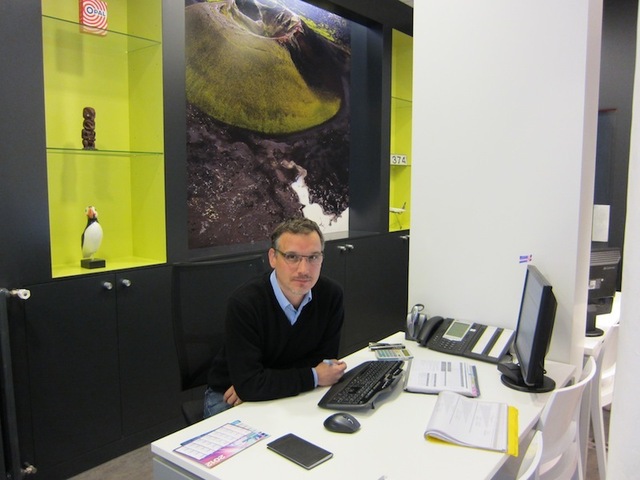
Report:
79,0,108,36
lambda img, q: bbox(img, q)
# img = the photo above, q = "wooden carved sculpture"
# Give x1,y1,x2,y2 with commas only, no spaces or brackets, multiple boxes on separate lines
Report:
81,106,96,150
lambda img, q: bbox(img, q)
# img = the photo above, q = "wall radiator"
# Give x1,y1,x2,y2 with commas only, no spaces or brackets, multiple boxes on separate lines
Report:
0,288,35,479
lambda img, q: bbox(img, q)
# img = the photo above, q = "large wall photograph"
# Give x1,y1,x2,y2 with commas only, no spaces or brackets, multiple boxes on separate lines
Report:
185,0,352,249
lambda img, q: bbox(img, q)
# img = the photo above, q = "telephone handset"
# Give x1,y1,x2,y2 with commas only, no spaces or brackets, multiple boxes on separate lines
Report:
405,304,427,341
416,316,445,346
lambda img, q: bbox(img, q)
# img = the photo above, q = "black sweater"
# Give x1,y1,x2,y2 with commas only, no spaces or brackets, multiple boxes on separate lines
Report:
207,272,345,401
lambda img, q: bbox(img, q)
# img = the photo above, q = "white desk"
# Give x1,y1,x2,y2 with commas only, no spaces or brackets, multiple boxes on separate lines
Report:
152,332,574,480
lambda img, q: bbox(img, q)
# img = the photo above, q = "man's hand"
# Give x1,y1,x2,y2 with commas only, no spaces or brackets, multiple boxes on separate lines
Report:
315,359,347,386
223,385,243,406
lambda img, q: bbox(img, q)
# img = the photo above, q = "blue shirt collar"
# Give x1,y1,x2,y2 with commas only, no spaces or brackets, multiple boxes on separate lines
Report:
270,270,312,325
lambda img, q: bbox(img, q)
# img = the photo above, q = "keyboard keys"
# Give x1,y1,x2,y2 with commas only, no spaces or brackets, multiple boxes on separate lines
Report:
318,361,404,410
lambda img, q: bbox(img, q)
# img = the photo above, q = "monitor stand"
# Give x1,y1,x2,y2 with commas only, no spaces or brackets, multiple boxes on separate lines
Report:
498,361,555,393
500,373,555,393
585,305,604,337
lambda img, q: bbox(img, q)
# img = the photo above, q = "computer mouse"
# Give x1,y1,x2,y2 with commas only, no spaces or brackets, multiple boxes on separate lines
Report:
323,412,361,433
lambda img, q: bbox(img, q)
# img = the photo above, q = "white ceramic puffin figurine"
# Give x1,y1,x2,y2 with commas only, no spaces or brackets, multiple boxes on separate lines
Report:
81,205,103,259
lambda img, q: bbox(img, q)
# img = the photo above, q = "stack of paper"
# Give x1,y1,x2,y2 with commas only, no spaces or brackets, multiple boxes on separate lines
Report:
424,391,518,456
404,359,480,397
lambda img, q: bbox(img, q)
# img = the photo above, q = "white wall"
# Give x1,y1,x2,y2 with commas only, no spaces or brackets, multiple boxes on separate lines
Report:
409,0,602,371
606,11,640,475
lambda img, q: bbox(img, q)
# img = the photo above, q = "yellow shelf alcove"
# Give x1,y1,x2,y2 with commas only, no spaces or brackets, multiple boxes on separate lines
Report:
41,1,166,278
389,29,413,232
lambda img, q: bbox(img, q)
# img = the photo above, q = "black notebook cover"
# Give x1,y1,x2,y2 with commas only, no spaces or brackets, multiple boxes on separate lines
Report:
266,433,333,469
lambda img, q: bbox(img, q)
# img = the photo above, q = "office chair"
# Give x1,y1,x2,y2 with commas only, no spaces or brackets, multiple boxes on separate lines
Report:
536,356,597,480
172,254,267,425
590,323,619,480
516,431,544,480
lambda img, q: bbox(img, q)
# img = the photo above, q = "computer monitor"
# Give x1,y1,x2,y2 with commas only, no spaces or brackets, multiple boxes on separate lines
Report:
586,246,621,337
500,265,557,393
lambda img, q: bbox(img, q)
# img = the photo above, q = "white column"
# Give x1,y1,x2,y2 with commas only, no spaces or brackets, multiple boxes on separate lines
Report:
606,8,640,475
409,0,602,372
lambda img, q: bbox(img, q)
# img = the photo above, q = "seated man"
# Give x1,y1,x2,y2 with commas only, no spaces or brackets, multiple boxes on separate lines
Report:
204,217,347,417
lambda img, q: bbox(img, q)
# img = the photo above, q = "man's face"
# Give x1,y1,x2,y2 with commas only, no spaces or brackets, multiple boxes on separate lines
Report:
268,231,323,306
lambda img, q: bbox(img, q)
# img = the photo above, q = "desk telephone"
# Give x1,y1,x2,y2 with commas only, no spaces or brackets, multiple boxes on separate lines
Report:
408,309,514,364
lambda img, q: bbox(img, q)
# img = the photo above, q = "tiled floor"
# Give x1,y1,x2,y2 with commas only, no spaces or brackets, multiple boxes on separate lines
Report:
69,445,153,480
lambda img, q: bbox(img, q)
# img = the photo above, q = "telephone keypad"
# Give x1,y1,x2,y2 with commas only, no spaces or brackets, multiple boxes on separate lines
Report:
427,321,484,355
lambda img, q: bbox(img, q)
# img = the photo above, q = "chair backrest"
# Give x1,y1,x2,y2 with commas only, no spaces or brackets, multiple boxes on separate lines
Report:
517,431,544,480
172,254,267,391
537,356,596,480
598,323,619,407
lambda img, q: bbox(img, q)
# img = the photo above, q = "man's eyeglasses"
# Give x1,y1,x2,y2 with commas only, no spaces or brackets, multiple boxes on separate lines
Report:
275,249,324,265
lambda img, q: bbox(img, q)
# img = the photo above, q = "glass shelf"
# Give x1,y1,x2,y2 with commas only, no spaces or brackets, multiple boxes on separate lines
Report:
46,147,163,157
392,96,413,109
42,15,161,54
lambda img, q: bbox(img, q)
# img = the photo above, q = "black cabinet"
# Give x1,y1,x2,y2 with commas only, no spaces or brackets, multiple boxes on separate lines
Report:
24,276,119,469
324,232,409,356
116,268,181,436
19,267,180,478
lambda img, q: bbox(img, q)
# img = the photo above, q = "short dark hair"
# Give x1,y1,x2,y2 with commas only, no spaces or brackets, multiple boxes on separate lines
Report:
270,217,324,251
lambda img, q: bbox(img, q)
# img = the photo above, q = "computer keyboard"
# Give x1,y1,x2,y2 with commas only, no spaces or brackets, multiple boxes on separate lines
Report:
318,360,404,410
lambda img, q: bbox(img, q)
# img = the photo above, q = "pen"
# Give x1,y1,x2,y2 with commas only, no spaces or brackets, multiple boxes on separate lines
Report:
369,343,405,350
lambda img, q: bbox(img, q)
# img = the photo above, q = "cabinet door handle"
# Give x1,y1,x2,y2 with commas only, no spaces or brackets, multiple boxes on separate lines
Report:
120,279,132,288
399,235,410,241
345,244,354,251
102,281,113,290
337,245,347,252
